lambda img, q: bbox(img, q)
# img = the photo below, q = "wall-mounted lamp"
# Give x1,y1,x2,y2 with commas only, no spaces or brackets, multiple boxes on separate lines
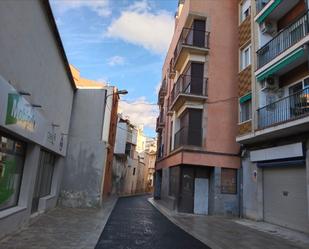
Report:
32,104,42,108
19,91,31,96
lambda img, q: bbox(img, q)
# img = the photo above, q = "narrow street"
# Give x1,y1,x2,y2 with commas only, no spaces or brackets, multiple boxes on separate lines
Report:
95,195,210,249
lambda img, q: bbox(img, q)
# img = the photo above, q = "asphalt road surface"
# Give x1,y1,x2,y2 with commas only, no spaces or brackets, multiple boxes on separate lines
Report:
95,195,210,249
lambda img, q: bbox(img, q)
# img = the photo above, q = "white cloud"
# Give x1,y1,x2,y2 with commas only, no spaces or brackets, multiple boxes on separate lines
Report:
51,0,110,17
107,55,125,66
119,97,158,129
106,0,174,54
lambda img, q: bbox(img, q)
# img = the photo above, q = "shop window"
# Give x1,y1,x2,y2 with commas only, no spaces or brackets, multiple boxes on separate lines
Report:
240,99,252,123
0,134,26,211
221,168,237,194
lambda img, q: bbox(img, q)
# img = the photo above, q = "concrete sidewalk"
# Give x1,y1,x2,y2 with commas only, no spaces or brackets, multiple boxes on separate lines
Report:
0,197,117,249
149,198,309,249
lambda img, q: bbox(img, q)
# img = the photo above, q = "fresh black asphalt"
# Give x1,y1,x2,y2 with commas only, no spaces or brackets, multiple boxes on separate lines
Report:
95,195,211,249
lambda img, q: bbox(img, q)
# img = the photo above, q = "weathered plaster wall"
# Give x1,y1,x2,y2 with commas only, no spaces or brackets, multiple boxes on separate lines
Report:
60,89,107,207
209,167,239,216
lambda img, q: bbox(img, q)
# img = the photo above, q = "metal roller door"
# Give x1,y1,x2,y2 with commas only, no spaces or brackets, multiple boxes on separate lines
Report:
263,166,309,233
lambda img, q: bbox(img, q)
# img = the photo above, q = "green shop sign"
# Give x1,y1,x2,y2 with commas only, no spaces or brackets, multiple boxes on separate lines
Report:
5,93,36,131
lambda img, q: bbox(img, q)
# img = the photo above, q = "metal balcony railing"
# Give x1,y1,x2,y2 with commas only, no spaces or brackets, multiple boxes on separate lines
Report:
257,11,309,69
256,0,270,13
170,75,207,105
257,87,309,129
174,27,210,63
174,126,202,150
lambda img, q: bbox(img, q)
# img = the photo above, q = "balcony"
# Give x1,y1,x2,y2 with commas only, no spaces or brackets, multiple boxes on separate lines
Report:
157,79,167,105
257,11,308,69
174,126,202,150
170,74,207,111
256,0,270,13
257,87,309,129
155,115,165,132
168,58,176,79
173,27,210,71
255,0,303,24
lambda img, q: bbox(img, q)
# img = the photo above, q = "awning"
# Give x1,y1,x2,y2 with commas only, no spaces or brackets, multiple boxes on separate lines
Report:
256,47,305,81
256,0,282,24
239,93,252,104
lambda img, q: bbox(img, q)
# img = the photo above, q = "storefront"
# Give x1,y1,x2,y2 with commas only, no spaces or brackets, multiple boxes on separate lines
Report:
247,142,309,233
0,133,26,211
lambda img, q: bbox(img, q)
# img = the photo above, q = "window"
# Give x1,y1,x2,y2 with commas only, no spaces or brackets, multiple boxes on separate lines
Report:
240,99,252,123
221,168,237,194
240,45,251,70
133,168,136,176
0,134,26,211
240,0,251,22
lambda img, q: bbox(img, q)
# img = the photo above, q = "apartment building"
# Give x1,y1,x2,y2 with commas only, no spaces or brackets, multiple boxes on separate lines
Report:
155,0,240,215
237,0,309,233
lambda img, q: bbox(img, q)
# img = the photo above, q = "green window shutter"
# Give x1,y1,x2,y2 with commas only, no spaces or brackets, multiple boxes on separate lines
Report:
256,47,305,82
240,93,252,104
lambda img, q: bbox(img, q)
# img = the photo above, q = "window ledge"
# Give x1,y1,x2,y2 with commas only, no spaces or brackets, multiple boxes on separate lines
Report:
238,119,252,125
0,206,27,220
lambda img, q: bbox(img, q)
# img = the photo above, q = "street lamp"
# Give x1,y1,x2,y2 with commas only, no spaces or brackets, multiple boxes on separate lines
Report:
116,89,128,95
106,89,128,98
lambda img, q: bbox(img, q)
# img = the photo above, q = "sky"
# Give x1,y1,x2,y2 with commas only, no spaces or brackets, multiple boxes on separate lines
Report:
50,0,178,137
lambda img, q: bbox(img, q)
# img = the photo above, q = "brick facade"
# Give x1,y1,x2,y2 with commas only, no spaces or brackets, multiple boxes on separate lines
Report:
238,120,252,136
238,65,252,97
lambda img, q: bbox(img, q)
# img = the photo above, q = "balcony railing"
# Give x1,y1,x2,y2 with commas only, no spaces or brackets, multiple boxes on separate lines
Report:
257,11,308,69
256,0,270,13
174,126,202,150
174,27,210,63
257,87,309,129
170,75,208,104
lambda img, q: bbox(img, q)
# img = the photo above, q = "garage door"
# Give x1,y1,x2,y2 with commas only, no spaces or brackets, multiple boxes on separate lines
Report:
263,166,309,233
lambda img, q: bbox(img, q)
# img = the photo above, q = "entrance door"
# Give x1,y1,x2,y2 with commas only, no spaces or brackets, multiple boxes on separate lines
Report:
194,178,209,215
178,167,194,213
31,151,55,213
263,166,309,233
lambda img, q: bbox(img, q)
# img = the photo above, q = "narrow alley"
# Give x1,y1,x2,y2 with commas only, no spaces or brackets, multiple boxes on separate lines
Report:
95,196,210,249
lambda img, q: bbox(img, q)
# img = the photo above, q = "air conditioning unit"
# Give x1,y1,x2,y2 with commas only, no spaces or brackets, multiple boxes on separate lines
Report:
260,20,276,35
264,76,279,90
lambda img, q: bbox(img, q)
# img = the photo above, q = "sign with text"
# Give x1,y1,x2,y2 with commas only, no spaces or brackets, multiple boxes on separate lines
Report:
0,75,67,156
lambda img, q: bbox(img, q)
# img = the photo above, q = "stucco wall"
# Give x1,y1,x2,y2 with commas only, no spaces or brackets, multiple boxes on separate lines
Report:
60,89,107,207
209,167,239,216
0,0,74,135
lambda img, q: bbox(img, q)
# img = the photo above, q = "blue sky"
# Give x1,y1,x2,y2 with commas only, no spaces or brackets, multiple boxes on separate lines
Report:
50,0,178,137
